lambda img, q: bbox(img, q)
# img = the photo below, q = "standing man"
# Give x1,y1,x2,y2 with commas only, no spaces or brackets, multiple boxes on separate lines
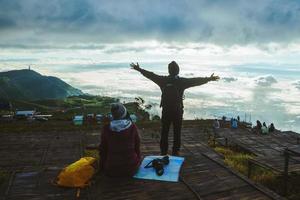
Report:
131,61,219,155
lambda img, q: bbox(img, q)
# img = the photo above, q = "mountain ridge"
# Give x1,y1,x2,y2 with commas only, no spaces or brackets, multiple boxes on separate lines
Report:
0,69,83,100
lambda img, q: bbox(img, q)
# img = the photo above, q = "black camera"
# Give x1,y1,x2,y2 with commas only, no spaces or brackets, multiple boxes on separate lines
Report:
144,156,170,176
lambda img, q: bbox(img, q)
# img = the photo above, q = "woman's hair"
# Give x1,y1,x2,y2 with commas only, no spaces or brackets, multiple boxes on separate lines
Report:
111,103,128,120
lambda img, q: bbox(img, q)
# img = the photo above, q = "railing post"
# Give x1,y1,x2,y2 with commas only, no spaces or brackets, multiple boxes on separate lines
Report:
283,149,289,196
248,160,252,178
213,128,216,147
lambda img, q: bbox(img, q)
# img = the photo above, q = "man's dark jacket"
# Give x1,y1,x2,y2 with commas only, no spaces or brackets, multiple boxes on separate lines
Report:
139,68,210,108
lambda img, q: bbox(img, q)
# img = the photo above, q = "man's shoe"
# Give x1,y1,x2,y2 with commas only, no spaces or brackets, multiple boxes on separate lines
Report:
172,151,180,156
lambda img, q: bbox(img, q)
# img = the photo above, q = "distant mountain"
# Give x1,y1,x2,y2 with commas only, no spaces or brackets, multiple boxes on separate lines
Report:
0,69,83,100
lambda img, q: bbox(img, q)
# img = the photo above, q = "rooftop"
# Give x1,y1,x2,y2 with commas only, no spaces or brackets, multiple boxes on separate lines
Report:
15,110,35,115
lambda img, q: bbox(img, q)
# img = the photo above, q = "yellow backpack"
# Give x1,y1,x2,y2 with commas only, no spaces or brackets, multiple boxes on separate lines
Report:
55,157,96,188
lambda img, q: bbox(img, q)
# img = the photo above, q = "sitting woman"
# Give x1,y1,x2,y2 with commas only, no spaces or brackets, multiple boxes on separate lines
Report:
261,123,269,135
268,123,275,132
99,103,141,177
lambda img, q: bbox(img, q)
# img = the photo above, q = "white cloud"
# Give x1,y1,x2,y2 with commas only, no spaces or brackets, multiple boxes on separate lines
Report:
293,81,300,90
255,75,277,87
222,77,238,83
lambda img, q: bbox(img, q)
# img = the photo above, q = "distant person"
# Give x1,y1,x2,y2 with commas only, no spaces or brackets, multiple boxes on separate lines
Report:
222,116,226,127
131,61,219,155
269,123,275,132
213,119,220,129
237,116,240,122
231,119,238,129
213,119,220,136
261,122,269,135
99,103,141,177
222,116,226,121
255,120,262,134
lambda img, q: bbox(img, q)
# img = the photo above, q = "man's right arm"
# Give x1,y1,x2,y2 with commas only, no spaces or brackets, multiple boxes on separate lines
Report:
130,62,163,87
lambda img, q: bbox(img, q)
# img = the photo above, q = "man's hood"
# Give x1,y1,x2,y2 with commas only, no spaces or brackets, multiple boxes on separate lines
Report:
110,119,132,132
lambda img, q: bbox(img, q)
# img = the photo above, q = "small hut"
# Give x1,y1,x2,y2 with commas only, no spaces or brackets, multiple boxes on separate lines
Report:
15,110,35,120
73,115,84,125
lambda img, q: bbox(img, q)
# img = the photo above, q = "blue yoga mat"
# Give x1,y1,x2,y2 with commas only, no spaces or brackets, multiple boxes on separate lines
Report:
134,155,184,182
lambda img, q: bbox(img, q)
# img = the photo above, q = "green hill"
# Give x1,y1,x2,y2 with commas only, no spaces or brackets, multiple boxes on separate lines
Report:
0,70,150,121
0,69,83,100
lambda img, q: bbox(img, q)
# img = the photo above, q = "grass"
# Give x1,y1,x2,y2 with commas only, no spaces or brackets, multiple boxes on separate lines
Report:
213,145,300,199
214,146,254,175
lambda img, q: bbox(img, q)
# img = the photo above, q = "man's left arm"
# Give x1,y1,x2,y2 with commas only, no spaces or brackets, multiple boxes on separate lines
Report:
183,73,220,89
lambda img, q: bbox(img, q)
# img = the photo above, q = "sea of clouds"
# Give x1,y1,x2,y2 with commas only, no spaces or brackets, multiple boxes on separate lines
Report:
61,63,300,133
0,43,299,132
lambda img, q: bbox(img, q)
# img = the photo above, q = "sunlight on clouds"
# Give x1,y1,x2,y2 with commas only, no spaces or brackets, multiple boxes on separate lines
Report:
2,42,300,67
0,41,300,131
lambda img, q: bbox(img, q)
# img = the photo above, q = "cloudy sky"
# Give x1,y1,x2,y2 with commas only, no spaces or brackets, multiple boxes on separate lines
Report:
0,0,300,131
1,0,300,45
1,0,300,66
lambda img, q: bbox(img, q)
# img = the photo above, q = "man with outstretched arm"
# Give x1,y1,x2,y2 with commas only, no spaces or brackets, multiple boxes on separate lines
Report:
131,61,219,156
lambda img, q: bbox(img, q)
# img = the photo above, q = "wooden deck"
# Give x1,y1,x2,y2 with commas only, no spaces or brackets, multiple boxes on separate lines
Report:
0,122,284,200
